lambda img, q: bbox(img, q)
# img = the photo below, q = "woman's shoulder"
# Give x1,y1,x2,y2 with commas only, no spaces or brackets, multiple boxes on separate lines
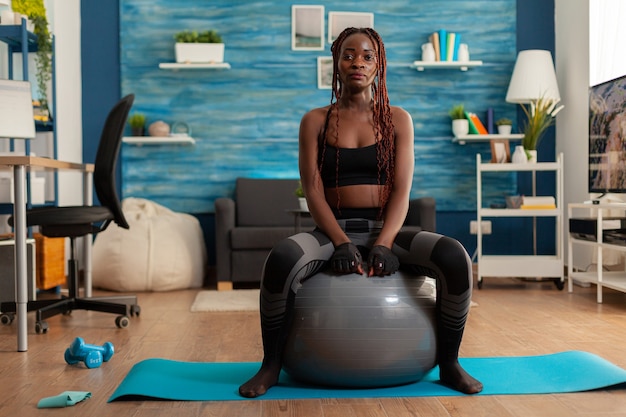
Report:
390,105,412,120
301,105,330,126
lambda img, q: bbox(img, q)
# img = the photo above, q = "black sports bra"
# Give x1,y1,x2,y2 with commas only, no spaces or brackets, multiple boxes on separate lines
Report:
318,106,389,188
319,143,387,187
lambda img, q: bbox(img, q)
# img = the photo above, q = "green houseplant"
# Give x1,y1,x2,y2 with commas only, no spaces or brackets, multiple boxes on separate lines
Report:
12,0,52,115
449,104,469,137
495,118,513,135
294,181,308,211
173,29,225,64
127,113,146,136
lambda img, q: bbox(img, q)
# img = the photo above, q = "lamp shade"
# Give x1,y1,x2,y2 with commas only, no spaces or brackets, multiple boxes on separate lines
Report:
505,50,560,103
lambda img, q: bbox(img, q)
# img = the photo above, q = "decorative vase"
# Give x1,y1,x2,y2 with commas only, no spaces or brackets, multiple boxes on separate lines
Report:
497,125,512,136
451,119,469,137
512,145,527,164
298,197,309,211
527,149,537,163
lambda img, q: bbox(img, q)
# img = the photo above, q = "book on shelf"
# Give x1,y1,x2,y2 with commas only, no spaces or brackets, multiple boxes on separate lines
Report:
520,196,556,209
429,32,441,61
468,112,488,134
464,111,488,134
438,29,447,62
446,32,455,61
464,111,479,134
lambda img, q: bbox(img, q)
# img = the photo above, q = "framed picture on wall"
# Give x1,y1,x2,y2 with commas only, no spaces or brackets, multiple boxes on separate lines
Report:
328,12,374,43
317,57,333,89
490,139,511,163
292,5,325,51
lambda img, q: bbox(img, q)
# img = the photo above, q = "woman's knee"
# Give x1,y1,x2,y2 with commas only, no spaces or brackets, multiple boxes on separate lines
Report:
430,236,472,285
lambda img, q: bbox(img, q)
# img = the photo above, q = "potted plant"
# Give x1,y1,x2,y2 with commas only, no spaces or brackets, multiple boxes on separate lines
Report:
294,182,308,211
174,29,224,64
128,113,146,137
12,1,52,116
495,118,513,135
449,104,469,137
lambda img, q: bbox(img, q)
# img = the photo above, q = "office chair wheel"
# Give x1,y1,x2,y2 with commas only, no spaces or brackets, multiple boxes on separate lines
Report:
35,321,49,334
115,315,130,329
130,305,141,317
0,313,15,325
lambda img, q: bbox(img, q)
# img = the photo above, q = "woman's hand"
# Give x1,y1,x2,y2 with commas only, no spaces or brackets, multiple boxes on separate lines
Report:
367,245,399,276
331,242,364,274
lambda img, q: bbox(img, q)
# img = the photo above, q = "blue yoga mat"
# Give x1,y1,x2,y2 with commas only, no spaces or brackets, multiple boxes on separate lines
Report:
108,351,626,402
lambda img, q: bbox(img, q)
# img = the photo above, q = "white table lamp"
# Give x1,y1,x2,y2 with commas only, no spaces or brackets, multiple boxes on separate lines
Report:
505,49,560,103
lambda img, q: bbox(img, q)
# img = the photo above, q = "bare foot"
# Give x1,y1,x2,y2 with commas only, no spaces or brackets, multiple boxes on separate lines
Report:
238,362,282,398
439,361,483,394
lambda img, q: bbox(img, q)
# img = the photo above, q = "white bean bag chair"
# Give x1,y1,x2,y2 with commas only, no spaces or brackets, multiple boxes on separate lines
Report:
92,197,207,292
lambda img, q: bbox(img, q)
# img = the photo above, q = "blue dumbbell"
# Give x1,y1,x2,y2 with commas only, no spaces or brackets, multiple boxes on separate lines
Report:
65,337,114,368
65,347,103,368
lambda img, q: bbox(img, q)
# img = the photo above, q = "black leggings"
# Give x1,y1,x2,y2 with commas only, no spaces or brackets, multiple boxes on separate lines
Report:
259,218,473,367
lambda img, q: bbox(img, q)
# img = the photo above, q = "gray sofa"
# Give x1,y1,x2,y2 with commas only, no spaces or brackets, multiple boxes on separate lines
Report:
214,177,436,289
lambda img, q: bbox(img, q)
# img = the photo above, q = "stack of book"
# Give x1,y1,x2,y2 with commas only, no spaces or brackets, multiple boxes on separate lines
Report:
428,29,462,61
464,111,488,134
520,196,556,210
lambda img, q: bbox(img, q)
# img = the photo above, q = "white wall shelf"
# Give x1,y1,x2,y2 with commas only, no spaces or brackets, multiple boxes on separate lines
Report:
122,136,196,145
411,60,483,71
158,62,231,70
453,133,524,144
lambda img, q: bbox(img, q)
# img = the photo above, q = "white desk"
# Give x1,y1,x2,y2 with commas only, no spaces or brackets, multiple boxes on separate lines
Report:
0,155,94,351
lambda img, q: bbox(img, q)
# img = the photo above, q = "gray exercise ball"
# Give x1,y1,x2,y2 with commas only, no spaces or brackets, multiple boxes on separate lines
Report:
282,269,437,388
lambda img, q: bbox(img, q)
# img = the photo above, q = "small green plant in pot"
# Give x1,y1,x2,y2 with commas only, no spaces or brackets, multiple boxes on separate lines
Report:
174,29,225,63
128,113,146,136
449,104,469,137
294,181,308,211
496,118,513,135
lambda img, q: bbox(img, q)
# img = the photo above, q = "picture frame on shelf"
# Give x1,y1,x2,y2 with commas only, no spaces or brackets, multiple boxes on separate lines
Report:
291,5,324,51
317,56,333,89
328,12,374,43
490,139,510,163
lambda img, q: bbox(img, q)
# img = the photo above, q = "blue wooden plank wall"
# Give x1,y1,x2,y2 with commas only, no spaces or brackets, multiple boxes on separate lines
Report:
119,0,517,213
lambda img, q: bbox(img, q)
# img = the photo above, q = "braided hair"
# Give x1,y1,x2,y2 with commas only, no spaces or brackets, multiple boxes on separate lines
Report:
319,27,395,219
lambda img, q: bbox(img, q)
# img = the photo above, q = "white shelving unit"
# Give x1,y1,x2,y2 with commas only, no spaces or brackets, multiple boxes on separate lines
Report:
122,136,196,145
453,133,524,144
411,60,483,71
567,202,626,303
475,153,564,289
158,62,231,70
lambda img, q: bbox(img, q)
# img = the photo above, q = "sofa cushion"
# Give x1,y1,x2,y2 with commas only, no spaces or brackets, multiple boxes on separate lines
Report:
236,178,301,227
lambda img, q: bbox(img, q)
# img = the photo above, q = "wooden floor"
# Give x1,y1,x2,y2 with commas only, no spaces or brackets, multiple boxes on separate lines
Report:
1,274,626,417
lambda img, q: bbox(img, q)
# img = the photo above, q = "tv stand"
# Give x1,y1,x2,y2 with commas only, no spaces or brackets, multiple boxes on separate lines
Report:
567,202,626,303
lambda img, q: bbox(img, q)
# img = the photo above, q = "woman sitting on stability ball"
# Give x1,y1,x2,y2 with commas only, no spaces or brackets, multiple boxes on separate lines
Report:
238,27,483,398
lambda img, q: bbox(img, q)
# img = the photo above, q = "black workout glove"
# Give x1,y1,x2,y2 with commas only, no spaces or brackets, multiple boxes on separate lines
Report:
331,242,363,274
368,245,400,276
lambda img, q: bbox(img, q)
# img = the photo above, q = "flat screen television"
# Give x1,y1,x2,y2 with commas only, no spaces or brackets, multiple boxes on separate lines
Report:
589,74,626,194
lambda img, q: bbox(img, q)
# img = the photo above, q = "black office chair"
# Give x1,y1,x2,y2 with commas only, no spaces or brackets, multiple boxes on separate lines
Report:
0,94,140,334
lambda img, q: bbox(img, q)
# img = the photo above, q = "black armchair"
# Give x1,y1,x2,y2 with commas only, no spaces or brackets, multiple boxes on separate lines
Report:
0,94,140,333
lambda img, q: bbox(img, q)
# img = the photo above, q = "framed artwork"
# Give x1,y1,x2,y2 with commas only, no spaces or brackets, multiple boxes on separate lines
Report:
292,5,325,51
317,56,333,89
490,139,511,163
328,11,374,43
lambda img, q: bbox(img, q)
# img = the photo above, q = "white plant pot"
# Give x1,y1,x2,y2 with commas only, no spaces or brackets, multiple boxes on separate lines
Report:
175,43,225,63
451,119,469,137
512,145,527,164
497,125,512,135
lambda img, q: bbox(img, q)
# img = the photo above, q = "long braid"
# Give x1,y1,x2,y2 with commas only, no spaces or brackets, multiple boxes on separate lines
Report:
320,27,395,219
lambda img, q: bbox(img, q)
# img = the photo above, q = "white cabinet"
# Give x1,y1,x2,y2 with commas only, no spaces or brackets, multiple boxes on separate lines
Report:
567,203,626,303
475,153,564,289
